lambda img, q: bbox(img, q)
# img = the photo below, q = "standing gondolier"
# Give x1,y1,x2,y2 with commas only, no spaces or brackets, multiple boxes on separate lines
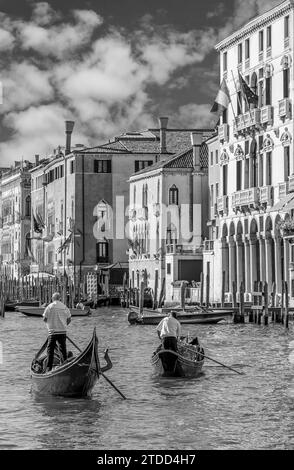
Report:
156,311,181,352
43,292,71,371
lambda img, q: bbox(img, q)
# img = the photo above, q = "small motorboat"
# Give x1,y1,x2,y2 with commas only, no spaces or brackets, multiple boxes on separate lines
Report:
16,306,91,317
5,299,40,311
30,328,112,397
128,306,230,325
151,337,204,378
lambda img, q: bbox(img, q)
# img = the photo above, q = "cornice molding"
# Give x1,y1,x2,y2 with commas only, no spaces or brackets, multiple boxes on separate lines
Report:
216,1,293,52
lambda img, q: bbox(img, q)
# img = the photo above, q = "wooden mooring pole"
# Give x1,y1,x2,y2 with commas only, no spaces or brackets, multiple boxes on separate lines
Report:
200,272,204,307
263,281,269,326
233,281,245,324
221,271,226,308
284,281,289,329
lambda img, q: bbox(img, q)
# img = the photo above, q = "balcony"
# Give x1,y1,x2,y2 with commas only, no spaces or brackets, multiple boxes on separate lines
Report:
266,47,272,59
278,182,289,198
285,37,290,49
258,51,264,62
218,123,229,142
217,196,228,215
232,188,259,212
260,186,273,206
153,203,160,217
245,58,250,70
137,207,148,220
279,98,292,119
234,109,261,133
166,244,202,255
260,105,273,125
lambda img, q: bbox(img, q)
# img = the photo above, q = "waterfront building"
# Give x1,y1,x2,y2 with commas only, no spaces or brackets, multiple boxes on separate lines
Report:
128,130,213,302
203,0,294,305
0,161,32,277
30,119,207,288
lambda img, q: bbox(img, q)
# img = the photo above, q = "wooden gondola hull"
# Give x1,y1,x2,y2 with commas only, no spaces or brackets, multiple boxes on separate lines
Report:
5,300,40,311
31,332,99,397
17,306,91,317
128,306,229,325
151,350,204,378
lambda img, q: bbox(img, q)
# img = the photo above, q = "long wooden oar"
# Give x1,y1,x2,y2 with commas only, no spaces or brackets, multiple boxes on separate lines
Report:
67,335,127,400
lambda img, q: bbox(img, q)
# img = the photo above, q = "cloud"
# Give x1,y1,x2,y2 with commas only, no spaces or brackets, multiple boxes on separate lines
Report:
174,103,217,129
0,27,15,51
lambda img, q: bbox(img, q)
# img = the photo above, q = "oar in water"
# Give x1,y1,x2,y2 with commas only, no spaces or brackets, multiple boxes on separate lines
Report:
181,342,244,375
66,335,127,400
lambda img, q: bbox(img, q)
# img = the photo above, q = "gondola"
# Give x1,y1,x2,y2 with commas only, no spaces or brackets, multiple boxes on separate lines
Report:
151,338,204,378
5,300,40,311
16,306,91,317
128,306,230,325
30,328,112,397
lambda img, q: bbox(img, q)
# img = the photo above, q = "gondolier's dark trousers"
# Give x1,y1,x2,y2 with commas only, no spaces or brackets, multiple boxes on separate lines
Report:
163,336,178,352
47,333,67,371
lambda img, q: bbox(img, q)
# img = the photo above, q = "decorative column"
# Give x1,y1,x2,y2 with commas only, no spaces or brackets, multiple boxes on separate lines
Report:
284,239,290,287
249,238,257,292
244,237,251,294
229,238,236,294
274,237,282,294
265,237,273,289
259,237,266,282
221,239,229,292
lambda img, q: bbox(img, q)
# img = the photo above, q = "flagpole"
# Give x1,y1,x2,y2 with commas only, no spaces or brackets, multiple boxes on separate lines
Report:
231,70,246,128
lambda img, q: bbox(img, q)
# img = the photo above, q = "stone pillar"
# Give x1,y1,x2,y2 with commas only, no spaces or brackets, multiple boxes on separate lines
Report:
275,237,282,294
229,240,236,293
284,239,290,287
249,239,257,292
259,237,266,282
236,239,244,292
265,238,273,289
244,238,251,293
221,239,229,292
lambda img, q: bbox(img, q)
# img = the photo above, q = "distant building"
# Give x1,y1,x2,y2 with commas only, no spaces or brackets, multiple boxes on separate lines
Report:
204,0,294,305
30,118,211,288
128,130,213,302
0,161,32,277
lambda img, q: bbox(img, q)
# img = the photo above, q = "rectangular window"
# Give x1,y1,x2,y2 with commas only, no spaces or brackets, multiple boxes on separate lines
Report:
259,154,264,187
267,26,272,47
284,146,290,181
245,140,249,155
236,160,242,191
223,52,227,72
134,160,153,172
96,242,109,262
167,263,171,275
70,160,75,174
237,91,242,115
285,15,290,38
60,165,64,178
244,159,249,189
265,77,272,105
222,109,227,124
210,185,214,206
283,68,290,98
258,80,264,108
94,160,112,173
266,152,272,185
259,30,264,52
238,43,243,64
245,39,250,59
210,152,214,166
215,150,219,164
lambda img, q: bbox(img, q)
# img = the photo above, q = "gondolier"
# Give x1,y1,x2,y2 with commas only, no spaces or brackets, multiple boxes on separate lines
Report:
156,311,181,352
43,292,71,371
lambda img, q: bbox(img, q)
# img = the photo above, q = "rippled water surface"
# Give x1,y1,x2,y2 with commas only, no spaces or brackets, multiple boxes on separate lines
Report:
1,308,294,450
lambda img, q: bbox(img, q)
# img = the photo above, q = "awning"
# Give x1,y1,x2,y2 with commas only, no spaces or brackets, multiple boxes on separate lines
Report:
269,193,294,213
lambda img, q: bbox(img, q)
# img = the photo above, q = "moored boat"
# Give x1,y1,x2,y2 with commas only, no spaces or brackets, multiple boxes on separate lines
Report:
16,306,91,317
5,300,40,311
30,328,111,397
128,306,230,325
151,338,204,378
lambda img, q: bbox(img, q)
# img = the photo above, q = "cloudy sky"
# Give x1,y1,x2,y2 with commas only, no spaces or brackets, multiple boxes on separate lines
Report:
0,0,280,164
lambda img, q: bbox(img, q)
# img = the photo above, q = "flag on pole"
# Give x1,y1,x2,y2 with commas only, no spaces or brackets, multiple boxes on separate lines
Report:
238,71,258,106
211,79,231,114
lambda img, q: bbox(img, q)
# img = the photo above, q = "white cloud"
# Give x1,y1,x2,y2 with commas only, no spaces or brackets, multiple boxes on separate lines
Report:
0,28,15,51
174,103,217,129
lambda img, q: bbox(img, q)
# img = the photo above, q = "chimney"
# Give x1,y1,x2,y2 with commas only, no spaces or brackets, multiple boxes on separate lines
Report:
191,132,202,170
158,117,168,154
65,120,75,155
35,155,40,167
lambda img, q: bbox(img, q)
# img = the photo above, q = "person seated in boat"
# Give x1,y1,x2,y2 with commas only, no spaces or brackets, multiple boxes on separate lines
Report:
43,292,71,372
156,311,181,352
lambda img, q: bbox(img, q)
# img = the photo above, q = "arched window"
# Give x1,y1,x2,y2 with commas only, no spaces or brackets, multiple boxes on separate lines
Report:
169,185,179,205
142,184,148,207
25,195,31,217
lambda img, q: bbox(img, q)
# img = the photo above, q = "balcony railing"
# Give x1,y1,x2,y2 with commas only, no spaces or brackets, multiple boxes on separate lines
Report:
166,244,202,255
234,109,261,133
279,98,292,119
260,105,273,125
278,181,289,198
266,47,272,58
217,196,228,215
258,51,264,62
285,37,290,49
218,123,229,142
232,188,259,211
260,186,273,205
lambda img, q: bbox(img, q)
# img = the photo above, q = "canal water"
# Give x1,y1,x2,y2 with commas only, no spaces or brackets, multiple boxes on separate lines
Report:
0,308,294,450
